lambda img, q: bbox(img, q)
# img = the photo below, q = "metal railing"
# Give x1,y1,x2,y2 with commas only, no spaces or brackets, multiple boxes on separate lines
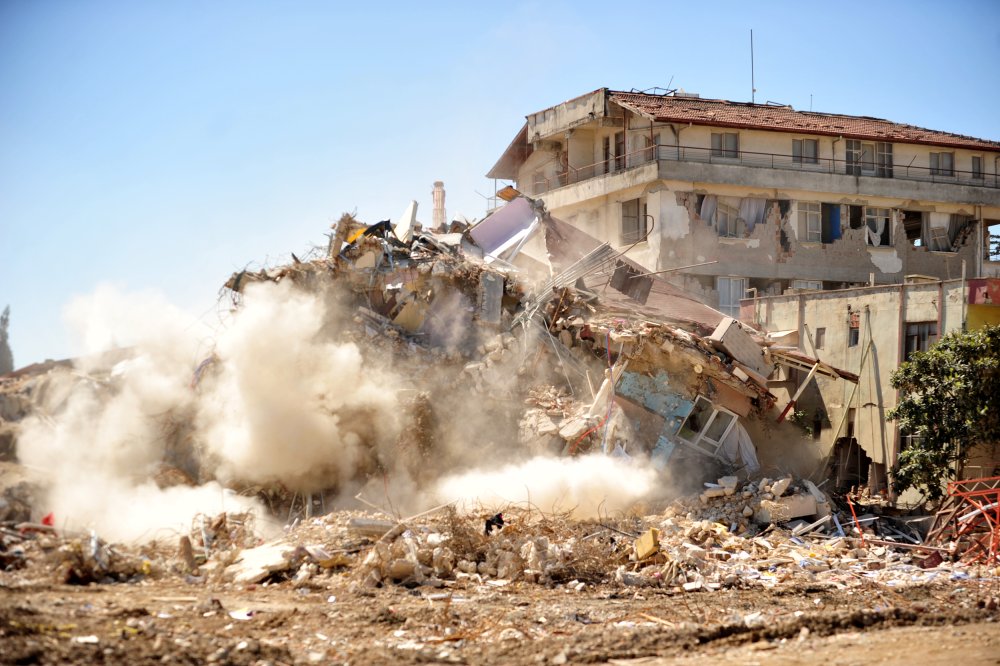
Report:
528,144,999,195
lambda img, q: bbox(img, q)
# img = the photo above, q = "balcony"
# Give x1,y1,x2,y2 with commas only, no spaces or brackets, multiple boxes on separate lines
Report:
530,145,1000,208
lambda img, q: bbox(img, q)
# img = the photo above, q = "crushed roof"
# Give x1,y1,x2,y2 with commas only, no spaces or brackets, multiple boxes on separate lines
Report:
609,91,1000,152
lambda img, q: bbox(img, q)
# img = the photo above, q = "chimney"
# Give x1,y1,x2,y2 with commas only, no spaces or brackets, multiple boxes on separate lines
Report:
432,181,446,230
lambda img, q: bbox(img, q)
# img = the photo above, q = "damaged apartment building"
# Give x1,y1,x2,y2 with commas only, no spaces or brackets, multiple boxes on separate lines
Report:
486,87,1000,317
743,275,1000,502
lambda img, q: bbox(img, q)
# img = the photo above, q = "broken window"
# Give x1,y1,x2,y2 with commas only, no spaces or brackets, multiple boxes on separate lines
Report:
925,212,971,252
814,327,826,350
904,321,938,360
846,140,891,177
848,311,860,347
820,203,841,243
902,210,923,246
798,202,822,242
865,207,892,247
614,131,625,170
716,202,740,238
711,132,739,159
717,277,748,318
621,198,648,244
848,205,864,229
793,138,818,165
602,136,611,174
930,151,954,177
676,396,739,456
609,260,653,303
972,155,984,180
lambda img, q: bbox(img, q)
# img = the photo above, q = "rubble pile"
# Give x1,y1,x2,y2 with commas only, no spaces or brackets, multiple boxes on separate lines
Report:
2,481,996,601
2,190,997,610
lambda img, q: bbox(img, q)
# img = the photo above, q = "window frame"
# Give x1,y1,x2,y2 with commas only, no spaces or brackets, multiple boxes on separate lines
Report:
846,140,892,177
793,138,819,165
904,321,938,360
798,202,822,242
865,207,892,247
711,132,739,159
614,131,626,170
717,276,748,318
930,151,955,177
620,197,649,245
676,396,739,457
716,202,740,238
972,155,984,180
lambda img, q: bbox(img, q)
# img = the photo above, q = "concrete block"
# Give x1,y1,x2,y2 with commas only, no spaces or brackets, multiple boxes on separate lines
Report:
634,528,661,561
558,417,590,441
755,494,817,523
770,476,792,498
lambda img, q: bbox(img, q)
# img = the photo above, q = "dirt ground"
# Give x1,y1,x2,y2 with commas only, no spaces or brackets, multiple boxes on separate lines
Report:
2,571,998,665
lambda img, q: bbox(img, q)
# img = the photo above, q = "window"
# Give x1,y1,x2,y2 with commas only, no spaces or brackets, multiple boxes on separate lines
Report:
972,156,984,180
904,322,938,360
711,132,739,159
716,202,740,238
793,139,818,165
602,136,611,174
930,152,954,177
815,327,826,350
791,280,822,291
677,396,738,456
848,311,860,347
846,140,892,176
614,131,625,170
621,198,648,244
798,202,822,242
865,207,892,246
717,277,748,318
642,134,660,163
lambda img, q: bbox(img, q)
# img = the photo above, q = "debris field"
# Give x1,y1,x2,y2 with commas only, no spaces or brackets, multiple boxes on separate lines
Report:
1,195,998,664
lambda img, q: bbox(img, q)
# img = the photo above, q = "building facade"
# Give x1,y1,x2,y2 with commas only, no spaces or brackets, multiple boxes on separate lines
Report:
743,277,1000,499
488,88,1000,317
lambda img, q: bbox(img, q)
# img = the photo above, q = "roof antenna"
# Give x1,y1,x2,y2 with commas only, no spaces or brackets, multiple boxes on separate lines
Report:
810,93,813,112
750,29,756,104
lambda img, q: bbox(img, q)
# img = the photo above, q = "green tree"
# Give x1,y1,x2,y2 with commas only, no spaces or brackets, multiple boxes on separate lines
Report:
0,305,12,375
889,324,1000,500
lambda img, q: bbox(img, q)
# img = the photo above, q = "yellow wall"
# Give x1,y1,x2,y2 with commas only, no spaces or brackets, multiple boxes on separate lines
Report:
967,304,1000,330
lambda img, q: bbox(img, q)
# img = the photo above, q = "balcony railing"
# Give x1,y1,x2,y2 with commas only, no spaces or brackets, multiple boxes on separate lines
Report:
528,144,1000,195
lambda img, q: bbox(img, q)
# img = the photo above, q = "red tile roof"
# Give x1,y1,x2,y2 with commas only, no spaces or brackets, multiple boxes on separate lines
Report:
610,91,1000,152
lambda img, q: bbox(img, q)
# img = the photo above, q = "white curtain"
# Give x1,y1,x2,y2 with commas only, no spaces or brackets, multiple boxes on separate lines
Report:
867,214,887,246
699,195,717,224
739,198,767,233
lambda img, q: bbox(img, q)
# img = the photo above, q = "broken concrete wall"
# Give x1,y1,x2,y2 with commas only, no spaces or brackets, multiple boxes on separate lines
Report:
753,279,968,492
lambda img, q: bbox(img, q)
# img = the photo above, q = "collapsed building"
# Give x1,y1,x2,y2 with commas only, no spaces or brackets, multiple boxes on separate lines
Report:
1,192,859,531
3,190,1000,606
216,194,859,503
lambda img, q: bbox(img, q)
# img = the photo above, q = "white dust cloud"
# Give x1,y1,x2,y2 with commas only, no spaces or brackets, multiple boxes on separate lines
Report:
197,281,401,493
17,281,402,543
434,454,658,518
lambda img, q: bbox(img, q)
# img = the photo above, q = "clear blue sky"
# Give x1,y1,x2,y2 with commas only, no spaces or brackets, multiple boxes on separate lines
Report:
2,0,998,366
